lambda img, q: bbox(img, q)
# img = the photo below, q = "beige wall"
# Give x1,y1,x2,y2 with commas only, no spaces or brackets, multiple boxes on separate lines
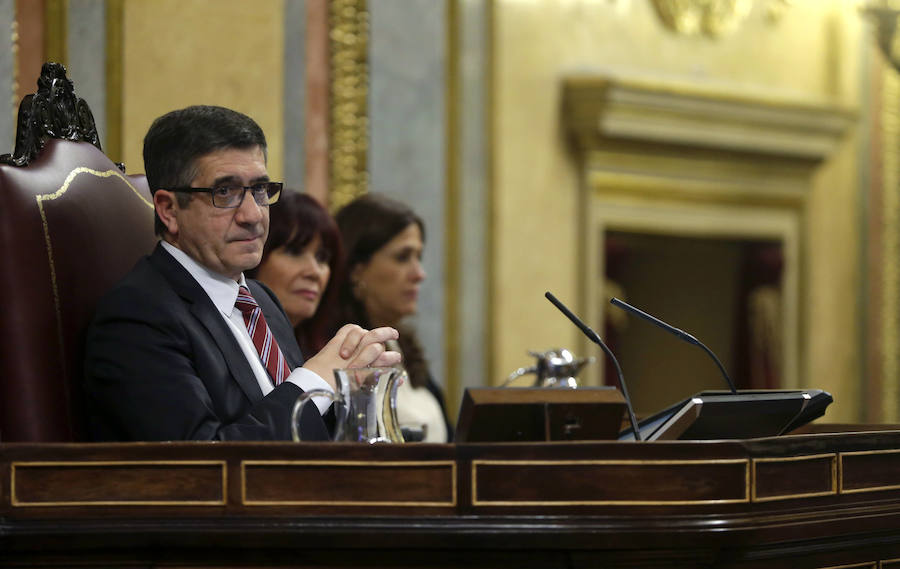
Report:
120,0,285,180
492,1,863,420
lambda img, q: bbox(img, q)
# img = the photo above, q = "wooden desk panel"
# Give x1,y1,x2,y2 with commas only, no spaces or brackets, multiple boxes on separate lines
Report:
12,460,227,506
5,433,900,568
240,459,456,507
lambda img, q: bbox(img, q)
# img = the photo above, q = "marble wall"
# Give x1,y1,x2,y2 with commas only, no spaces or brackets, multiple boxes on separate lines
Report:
369,0,448,395
66,0,106,149
454,0,490,406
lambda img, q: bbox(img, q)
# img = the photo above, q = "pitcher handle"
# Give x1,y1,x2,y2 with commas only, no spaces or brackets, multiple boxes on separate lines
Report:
291,388,345,442
502,365,537,387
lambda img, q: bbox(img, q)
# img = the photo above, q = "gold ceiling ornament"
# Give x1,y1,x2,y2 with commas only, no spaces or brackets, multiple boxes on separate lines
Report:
650,0,752,38
650,0,794,38
861,0,900,74
763,0,793,24
328,0,369,212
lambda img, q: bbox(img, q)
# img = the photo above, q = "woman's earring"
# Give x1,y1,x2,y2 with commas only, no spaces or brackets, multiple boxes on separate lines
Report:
353,279,366,299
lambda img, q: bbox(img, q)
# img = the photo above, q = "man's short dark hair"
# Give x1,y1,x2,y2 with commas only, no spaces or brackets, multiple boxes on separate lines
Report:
143,105,268,235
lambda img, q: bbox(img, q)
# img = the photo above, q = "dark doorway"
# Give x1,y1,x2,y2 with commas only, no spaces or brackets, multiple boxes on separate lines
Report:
603,231,784,416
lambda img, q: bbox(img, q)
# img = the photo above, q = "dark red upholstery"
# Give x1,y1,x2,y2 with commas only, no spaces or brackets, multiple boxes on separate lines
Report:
0,139,155,441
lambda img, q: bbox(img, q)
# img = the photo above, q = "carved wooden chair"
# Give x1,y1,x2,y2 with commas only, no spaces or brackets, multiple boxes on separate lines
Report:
0,63,156,441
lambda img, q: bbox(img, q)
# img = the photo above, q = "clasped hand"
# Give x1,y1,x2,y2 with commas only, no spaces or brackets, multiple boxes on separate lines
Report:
302,324,401,388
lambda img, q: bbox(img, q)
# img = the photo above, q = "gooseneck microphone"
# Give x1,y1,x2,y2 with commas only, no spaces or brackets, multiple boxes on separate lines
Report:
545,291,642,441
609,297,737,395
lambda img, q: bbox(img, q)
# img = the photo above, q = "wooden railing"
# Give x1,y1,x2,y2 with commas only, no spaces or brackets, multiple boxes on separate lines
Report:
4,430,900,567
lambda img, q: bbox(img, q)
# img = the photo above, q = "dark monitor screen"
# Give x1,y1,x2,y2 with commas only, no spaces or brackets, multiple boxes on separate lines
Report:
618,389,833,441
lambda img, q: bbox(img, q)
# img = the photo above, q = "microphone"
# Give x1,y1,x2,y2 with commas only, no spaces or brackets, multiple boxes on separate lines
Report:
545,291,642,441
609,297,737,395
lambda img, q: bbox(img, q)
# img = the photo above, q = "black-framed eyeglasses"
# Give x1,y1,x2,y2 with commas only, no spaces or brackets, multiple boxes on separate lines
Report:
165,182,283,208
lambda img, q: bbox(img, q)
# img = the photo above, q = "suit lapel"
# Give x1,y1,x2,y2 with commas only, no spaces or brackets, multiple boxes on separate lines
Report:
149,244,265,403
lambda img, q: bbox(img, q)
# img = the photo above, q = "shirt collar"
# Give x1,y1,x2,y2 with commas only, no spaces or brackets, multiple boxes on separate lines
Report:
160,240,248,316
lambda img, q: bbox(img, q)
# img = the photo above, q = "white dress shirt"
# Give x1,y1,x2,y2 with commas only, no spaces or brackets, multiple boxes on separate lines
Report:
161,241,333,413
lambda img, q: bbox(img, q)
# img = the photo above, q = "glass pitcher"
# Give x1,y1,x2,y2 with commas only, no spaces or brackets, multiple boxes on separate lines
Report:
291,367,406,443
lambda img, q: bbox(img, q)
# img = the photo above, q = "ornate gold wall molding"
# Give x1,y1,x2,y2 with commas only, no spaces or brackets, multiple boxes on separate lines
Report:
650,0,790,38
445,0,461,411
881,69,900,421
328,0,368,211
105,0,123,165
863,1,900,74
563,76,856,161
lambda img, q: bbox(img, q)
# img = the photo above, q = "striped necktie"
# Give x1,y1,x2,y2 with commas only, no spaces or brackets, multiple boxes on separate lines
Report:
234,285,291,385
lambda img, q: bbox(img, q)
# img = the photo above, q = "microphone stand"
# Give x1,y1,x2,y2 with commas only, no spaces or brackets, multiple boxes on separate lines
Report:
545,292,642,441
609,297,737,395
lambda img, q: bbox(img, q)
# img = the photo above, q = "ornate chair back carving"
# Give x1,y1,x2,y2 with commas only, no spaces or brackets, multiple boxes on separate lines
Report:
0,63,156,441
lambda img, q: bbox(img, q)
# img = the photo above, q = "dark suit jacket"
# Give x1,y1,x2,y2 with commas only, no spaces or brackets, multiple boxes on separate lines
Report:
84,243,329,441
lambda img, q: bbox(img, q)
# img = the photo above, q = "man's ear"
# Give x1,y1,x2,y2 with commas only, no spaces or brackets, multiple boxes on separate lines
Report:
153,190,179,237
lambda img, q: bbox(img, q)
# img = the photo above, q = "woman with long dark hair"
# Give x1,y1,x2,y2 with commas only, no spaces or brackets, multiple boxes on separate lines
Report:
248,191,343,356
335,193,451,442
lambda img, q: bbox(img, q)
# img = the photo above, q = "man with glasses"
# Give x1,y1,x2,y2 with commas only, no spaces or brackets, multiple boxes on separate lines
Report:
84,105,400,441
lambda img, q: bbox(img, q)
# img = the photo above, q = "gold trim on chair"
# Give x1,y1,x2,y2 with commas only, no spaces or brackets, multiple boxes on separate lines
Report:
37,166,152,356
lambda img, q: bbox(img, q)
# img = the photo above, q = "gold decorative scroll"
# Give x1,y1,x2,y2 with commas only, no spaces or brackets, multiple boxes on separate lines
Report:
650,0,791,38
650,0,752,38
863,1,900,75
329,0,368,211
